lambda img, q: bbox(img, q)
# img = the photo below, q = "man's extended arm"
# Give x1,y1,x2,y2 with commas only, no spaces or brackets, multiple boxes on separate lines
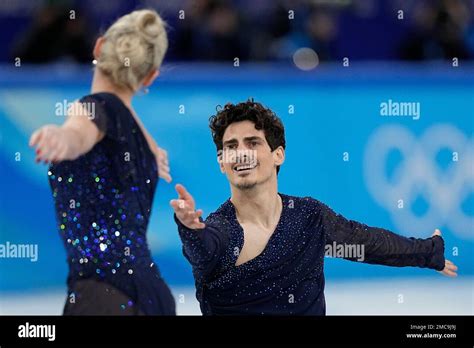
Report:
317,200,446,271
171,184,228,278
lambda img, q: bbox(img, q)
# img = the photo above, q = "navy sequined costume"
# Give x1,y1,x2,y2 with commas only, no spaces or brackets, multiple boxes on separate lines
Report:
175,194,445,315
49,92,175,315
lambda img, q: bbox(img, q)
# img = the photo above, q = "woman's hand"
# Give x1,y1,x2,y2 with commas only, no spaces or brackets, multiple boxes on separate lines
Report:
156,146,172,183
29,125,73,164
29,101,103,164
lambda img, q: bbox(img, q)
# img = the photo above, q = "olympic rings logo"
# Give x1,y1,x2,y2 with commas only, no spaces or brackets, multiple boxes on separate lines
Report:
363,124,473,240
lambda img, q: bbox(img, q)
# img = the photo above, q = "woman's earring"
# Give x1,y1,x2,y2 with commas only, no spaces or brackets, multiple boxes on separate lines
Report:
137,85,149,96
92,59,98,65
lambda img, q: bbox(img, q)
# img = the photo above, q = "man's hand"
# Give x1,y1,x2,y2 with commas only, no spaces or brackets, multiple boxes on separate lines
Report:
432,229,458,277
170,184,206,229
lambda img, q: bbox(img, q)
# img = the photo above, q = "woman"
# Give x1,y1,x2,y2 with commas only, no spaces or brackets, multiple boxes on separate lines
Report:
29,9,175,315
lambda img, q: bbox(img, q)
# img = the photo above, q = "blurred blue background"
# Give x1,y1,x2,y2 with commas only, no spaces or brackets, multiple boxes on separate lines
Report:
0,0,473,314
0,63,472,292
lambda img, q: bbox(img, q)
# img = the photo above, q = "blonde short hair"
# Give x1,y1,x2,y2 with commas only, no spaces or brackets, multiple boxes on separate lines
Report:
96,9,168,91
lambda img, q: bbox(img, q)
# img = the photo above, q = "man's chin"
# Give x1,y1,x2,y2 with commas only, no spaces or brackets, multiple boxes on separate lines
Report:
233,179,258,191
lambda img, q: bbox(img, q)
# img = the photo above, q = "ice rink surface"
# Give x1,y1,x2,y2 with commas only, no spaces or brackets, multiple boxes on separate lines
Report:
1,277,472,316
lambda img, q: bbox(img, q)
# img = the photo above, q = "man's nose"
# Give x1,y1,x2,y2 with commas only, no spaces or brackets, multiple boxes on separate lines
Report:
235,147,247,163
237,143,248,151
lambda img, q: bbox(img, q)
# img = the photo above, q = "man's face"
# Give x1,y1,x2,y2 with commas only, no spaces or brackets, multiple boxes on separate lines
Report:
219,120,284,190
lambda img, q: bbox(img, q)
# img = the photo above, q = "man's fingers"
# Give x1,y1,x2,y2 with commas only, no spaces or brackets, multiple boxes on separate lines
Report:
170,199,205,229
446,261,458,271
169,199,182,212
448,265,458,272
189,209,205,229
186,209,203,220
170,199,185,210
439,260,458,277
442,269,457,277
175,184,191,200
192,221,206,229
185,210,202,221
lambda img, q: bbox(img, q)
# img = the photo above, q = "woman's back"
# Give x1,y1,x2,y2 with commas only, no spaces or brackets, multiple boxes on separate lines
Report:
49,92,174,315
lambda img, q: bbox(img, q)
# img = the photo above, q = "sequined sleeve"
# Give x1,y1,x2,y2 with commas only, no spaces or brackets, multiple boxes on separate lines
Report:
79,94,122,140
314,200,445,271
174,214,229,277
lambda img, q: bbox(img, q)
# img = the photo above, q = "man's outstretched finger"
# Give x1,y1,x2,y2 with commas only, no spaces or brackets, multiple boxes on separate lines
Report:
175,184,191,200
445,260,458,271
432,229,442,237
443,269,457,277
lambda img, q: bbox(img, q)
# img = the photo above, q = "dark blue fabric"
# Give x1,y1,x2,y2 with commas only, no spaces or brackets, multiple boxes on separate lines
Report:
176,194,445,315
49,92,175,315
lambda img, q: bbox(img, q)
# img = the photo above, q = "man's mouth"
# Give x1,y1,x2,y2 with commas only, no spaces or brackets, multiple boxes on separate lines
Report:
233,162,258,172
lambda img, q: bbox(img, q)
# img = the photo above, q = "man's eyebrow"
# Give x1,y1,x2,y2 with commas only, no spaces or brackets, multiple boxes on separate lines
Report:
223,138,238,146
223,136,264,146
243,136,263,142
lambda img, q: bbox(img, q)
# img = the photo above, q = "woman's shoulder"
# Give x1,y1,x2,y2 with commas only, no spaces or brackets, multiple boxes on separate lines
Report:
79,92,125,111
77,92,133,141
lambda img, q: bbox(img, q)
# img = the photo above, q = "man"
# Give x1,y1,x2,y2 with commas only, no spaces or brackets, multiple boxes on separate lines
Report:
170,100,458,315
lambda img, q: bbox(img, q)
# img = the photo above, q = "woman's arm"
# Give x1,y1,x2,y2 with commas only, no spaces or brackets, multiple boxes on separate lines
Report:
29,101,103,163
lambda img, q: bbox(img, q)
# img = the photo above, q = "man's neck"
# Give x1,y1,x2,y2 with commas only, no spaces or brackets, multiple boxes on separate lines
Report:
230,180,282,229
91,69,133,109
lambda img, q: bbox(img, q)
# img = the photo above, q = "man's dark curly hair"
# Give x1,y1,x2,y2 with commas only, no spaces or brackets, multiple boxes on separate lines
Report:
209,99,286,174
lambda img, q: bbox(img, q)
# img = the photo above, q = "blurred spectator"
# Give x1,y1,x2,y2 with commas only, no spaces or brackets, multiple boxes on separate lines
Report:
3,0,473,64
268,8,338,61
170,0,246,61
11,3,94,63
399,0,471,60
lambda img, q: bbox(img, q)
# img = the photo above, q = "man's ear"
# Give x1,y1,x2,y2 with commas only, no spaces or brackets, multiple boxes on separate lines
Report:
142,69,160,88
273,146,285,167
93,37,105,60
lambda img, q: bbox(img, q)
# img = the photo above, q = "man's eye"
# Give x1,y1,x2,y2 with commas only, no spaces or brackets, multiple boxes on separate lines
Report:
250,141,258,147
226,144,237,149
